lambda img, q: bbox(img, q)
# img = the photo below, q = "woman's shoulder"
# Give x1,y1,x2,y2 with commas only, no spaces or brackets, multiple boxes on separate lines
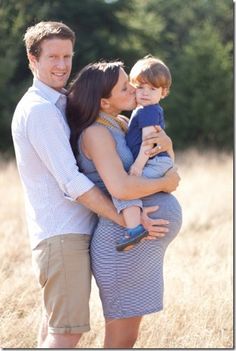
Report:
83,122,109,134
82,123,115,144
84,123,105,133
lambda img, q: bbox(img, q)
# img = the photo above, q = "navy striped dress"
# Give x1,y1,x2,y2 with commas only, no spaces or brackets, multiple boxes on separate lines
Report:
78,116,182,319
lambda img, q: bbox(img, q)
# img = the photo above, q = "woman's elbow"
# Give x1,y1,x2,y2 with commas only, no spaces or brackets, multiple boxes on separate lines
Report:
108,181,132,200
110,187,129,200
106,172,136,200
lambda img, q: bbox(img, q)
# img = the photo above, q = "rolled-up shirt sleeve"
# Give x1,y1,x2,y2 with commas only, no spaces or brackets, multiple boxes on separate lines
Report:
65,173,94,199
26,101,94,200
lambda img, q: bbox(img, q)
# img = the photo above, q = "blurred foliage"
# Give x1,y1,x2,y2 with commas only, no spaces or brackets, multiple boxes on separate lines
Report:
0,0,233,152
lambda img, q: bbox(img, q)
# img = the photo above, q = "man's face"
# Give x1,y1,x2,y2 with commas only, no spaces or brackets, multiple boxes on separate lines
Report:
29,38,73,91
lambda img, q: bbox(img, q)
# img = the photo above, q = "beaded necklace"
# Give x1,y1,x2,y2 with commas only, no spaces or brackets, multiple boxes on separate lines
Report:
96,112,128,133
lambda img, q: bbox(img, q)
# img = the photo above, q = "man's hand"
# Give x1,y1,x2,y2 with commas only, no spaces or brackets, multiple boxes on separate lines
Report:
141,205,169,239
142,125,172,158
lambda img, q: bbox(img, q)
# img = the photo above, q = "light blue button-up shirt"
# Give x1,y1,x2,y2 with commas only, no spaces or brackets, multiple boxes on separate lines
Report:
12,78,97,249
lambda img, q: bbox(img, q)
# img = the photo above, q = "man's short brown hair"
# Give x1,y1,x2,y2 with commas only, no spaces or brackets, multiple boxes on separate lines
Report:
24,21,75,59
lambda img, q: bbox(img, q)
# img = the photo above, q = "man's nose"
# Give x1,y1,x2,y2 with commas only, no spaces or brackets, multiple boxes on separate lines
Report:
56,58,67,69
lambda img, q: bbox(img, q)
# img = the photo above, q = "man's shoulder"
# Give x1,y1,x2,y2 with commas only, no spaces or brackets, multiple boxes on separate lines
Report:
12,88,56,130
17,87,54,115
24,86,52,105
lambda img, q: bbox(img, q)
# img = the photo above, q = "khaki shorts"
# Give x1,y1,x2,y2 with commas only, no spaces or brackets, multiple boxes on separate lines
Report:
32,234,91,334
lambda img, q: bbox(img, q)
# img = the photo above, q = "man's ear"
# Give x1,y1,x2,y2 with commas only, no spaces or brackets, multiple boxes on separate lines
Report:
27,53,37,69
100,98,110,110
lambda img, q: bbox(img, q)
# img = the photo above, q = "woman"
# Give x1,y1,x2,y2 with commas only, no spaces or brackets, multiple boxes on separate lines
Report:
67,61,182,348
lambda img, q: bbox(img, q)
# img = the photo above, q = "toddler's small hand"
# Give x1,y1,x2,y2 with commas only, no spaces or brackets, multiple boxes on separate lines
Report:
129,165,142,176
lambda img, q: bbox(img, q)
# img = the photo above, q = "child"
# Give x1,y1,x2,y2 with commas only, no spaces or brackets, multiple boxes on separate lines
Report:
116,55,174,251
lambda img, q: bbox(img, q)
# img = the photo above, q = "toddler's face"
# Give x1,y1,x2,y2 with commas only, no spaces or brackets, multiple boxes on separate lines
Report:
135,82,166,106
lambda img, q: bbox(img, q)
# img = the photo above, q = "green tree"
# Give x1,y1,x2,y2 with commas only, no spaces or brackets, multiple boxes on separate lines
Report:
126,0,233,149
0,0,233,152
165,22,233,149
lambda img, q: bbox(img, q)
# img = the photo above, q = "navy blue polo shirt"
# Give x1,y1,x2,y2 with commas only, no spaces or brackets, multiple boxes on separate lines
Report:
126,104,168,160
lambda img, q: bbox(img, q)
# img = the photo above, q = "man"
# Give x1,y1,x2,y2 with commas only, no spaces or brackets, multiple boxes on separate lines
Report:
11,21,179,348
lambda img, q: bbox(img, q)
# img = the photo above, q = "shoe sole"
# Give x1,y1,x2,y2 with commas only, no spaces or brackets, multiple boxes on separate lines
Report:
116,231,149,252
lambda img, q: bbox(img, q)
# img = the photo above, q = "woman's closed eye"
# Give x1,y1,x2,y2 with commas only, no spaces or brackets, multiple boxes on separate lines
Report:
121,83,129,92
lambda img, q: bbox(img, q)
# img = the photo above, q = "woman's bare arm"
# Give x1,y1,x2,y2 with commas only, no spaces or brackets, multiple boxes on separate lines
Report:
143,125,175,160
82,125,180,201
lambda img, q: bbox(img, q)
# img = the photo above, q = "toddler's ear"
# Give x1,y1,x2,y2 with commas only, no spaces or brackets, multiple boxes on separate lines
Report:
161,87,169,98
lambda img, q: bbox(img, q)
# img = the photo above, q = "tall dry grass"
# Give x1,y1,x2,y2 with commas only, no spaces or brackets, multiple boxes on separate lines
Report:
0,149,233,349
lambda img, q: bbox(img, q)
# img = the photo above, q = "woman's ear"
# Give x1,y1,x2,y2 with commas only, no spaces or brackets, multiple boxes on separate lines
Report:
100,98,110,110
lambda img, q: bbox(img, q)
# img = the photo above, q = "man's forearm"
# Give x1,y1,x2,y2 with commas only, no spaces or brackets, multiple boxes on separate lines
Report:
76,186,125,227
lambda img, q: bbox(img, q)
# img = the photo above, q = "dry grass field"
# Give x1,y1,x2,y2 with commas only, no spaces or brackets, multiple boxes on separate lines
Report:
0,149,233,349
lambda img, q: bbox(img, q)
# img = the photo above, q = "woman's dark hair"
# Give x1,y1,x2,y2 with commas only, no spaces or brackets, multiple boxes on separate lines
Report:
66,61,124,157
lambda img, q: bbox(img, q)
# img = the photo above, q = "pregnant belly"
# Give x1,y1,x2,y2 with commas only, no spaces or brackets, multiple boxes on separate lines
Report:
142,192,182,243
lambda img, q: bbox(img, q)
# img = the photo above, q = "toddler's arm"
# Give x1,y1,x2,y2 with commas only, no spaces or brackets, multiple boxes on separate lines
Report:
130,125,156,176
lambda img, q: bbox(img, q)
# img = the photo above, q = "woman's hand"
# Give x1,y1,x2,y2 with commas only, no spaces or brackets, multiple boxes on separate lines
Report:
162,167,180,192
142,125,172,158
141,205,169,239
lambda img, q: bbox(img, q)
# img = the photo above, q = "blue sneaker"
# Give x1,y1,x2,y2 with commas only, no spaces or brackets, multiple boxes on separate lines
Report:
116,224,148,252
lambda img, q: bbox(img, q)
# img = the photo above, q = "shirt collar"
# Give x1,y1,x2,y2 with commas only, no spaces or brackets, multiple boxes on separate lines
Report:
33,77,67,105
